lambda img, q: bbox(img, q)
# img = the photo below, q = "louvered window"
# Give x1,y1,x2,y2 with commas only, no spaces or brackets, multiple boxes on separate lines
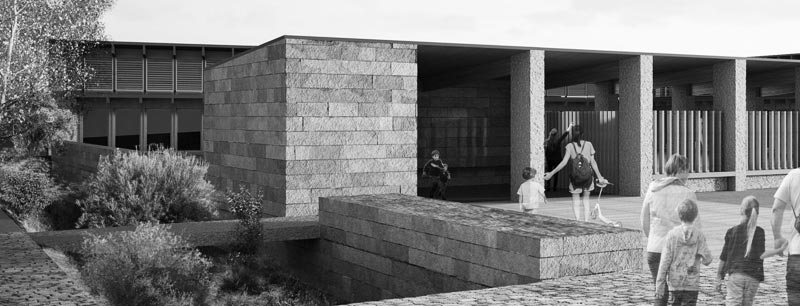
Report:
176,49,202,92
115,48,143,91
85,48,113,91
146,48,174,92
205,49,232,68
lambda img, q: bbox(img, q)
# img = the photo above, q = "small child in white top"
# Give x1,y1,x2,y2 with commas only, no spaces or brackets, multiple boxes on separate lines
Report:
517,167,546,214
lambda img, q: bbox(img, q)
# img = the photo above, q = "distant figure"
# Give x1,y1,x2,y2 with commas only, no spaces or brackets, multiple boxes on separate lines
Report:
769,168,800,305
423,150,448,200
517,167,546,214
641,154,701,306
544,126,570,191
543,124,608,221
717,196,786,306
655,199,712,306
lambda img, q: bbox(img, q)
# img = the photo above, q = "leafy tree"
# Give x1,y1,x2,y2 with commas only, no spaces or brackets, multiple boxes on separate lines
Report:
0,0,115,154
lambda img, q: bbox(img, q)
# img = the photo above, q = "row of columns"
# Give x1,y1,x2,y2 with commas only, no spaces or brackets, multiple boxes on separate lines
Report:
510,52,751,196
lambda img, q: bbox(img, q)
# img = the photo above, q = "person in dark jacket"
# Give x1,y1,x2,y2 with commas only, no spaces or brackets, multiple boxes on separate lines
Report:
423,150,447,200
544,127,570,191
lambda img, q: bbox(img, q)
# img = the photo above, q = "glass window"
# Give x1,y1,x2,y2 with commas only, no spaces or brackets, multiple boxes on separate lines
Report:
115,109,140,150
177,109,201,151
146,109,171,149
82,108,108,146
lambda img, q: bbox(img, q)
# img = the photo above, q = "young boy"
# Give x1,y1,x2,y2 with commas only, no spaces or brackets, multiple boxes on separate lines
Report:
655,198,713,305
517,167,546,214
423,150,447,200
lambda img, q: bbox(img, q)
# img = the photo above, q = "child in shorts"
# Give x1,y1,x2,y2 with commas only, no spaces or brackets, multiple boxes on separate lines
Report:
517,167,546,214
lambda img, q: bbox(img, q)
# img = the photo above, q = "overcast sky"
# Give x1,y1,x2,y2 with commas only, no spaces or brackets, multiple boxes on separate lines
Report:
102,0,799,57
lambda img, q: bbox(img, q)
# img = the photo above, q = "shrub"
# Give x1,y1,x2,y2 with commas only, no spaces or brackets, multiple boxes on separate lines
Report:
0,159,58,220
80,223,213,306
226,187,263,253
77,148,217,228
44,184,86,230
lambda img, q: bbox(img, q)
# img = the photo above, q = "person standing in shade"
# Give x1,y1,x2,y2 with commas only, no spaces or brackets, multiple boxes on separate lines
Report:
544,126,570,192
543,124,608,221
769,168,800,305
423,150,447,200
641,154,701,306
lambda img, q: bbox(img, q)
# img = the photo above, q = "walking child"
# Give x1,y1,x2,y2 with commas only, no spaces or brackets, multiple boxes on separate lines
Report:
517,167,546,214
716,196,787,306
423,150,448,200
655,198,713,305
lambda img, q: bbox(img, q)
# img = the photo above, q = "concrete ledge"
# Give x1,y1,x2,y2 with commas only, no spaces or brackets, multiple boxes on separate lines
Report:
28,216,319,252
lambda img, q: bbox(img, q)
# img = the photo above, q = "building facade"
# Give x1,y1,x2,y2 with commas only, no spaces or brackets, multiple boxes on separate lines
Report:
66,36,800,217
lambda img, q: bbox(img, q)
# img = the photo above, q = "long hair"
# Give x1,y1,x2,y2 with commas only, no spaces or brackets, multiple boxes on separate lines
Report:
571,125,583,143
741,196,760,258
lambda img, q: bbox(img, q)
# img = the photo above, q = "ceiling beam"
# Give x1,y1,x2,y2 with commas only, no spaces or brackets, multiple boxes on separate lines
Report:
545,61,618,89
761,84,794,97
653,67,712,87
420,58,510,92
748,68,794,87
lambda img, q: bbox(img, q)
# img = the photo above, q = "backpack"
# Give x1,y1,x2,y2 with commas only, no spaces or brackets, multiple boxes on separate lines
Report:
570,142,594,188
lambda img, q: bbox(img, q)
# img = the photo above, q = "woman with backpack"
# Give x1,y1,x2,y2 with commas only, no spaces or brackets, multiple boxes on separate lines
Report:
543,124,608,221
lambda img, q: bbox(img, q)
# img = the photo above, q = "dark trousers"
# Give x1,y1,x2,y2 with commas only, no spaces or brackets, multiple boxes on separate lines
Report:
647,252,669,306
429,180,447,200
787,255,800,305
667,291,698,306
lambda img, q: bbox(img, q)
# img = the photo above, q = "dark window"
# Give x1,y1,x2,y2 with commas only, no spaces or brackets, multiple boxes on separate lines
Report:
147,109,171,149
82,109,108,146
177,109,201,151
115,109,140,150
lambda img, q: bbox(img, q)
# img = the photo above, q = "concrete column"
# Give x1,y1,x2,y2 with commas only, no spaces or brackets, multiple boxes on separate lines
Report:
618,55,653,196
746,87,761,111
795,68,800,110
713,60,747,191
593,81,616,111
671,84,691,110
510,50,545,199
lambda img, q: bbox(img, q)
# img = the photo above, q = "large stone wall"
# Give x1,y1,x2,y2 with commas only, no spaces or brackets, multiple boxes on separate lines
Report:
417,80,510,188
275,194,642,303
51,141,128,183
281,38,418,216
203,40,289,216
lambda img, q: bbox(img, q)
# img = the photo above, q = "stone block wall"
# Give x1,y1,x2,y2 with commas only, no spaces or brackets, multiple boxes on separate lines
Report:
304,194,641,303
203,40,289,216
281,38,418,216
418,80,510,188
51,141,128,183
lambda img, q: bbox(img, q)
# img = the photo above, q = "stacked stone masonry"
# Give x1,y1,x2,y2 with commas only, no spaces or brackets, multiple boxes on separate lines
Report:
282,39,418,216
314,194,642,303
417,79,511,188
203,40,290,216
205,38,418,217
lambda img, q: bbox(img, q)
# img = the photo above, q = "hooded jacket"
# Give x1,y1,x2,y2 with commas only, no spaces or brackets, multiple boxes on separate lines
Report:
655,224,712,292
643,177,702,253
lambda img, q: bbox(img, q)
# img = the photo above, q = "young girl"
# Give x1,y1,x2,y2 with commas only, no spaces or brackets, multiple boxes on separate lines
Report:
716,196,787,306
517,167,546,214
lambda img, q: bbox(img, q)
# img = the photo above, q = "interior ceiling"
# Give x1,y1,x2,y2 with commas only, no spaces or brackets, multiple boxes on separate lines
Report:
417,42,800,84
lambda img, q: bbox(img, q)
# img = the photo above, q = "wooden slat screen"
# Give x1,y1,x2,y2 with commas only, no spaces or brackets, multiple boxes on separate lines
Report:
115,48,143,91
544,111,618,194
84,48,113,91
145,48,174,92
176,49,203,92
653,110,723,174
747,111,800,170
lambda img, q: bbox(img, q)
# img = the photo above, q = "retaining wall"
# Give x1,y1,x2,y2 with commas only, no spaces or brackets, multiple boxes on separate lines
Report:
29,216,318,253
51,141,124,183
264,194,642,303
